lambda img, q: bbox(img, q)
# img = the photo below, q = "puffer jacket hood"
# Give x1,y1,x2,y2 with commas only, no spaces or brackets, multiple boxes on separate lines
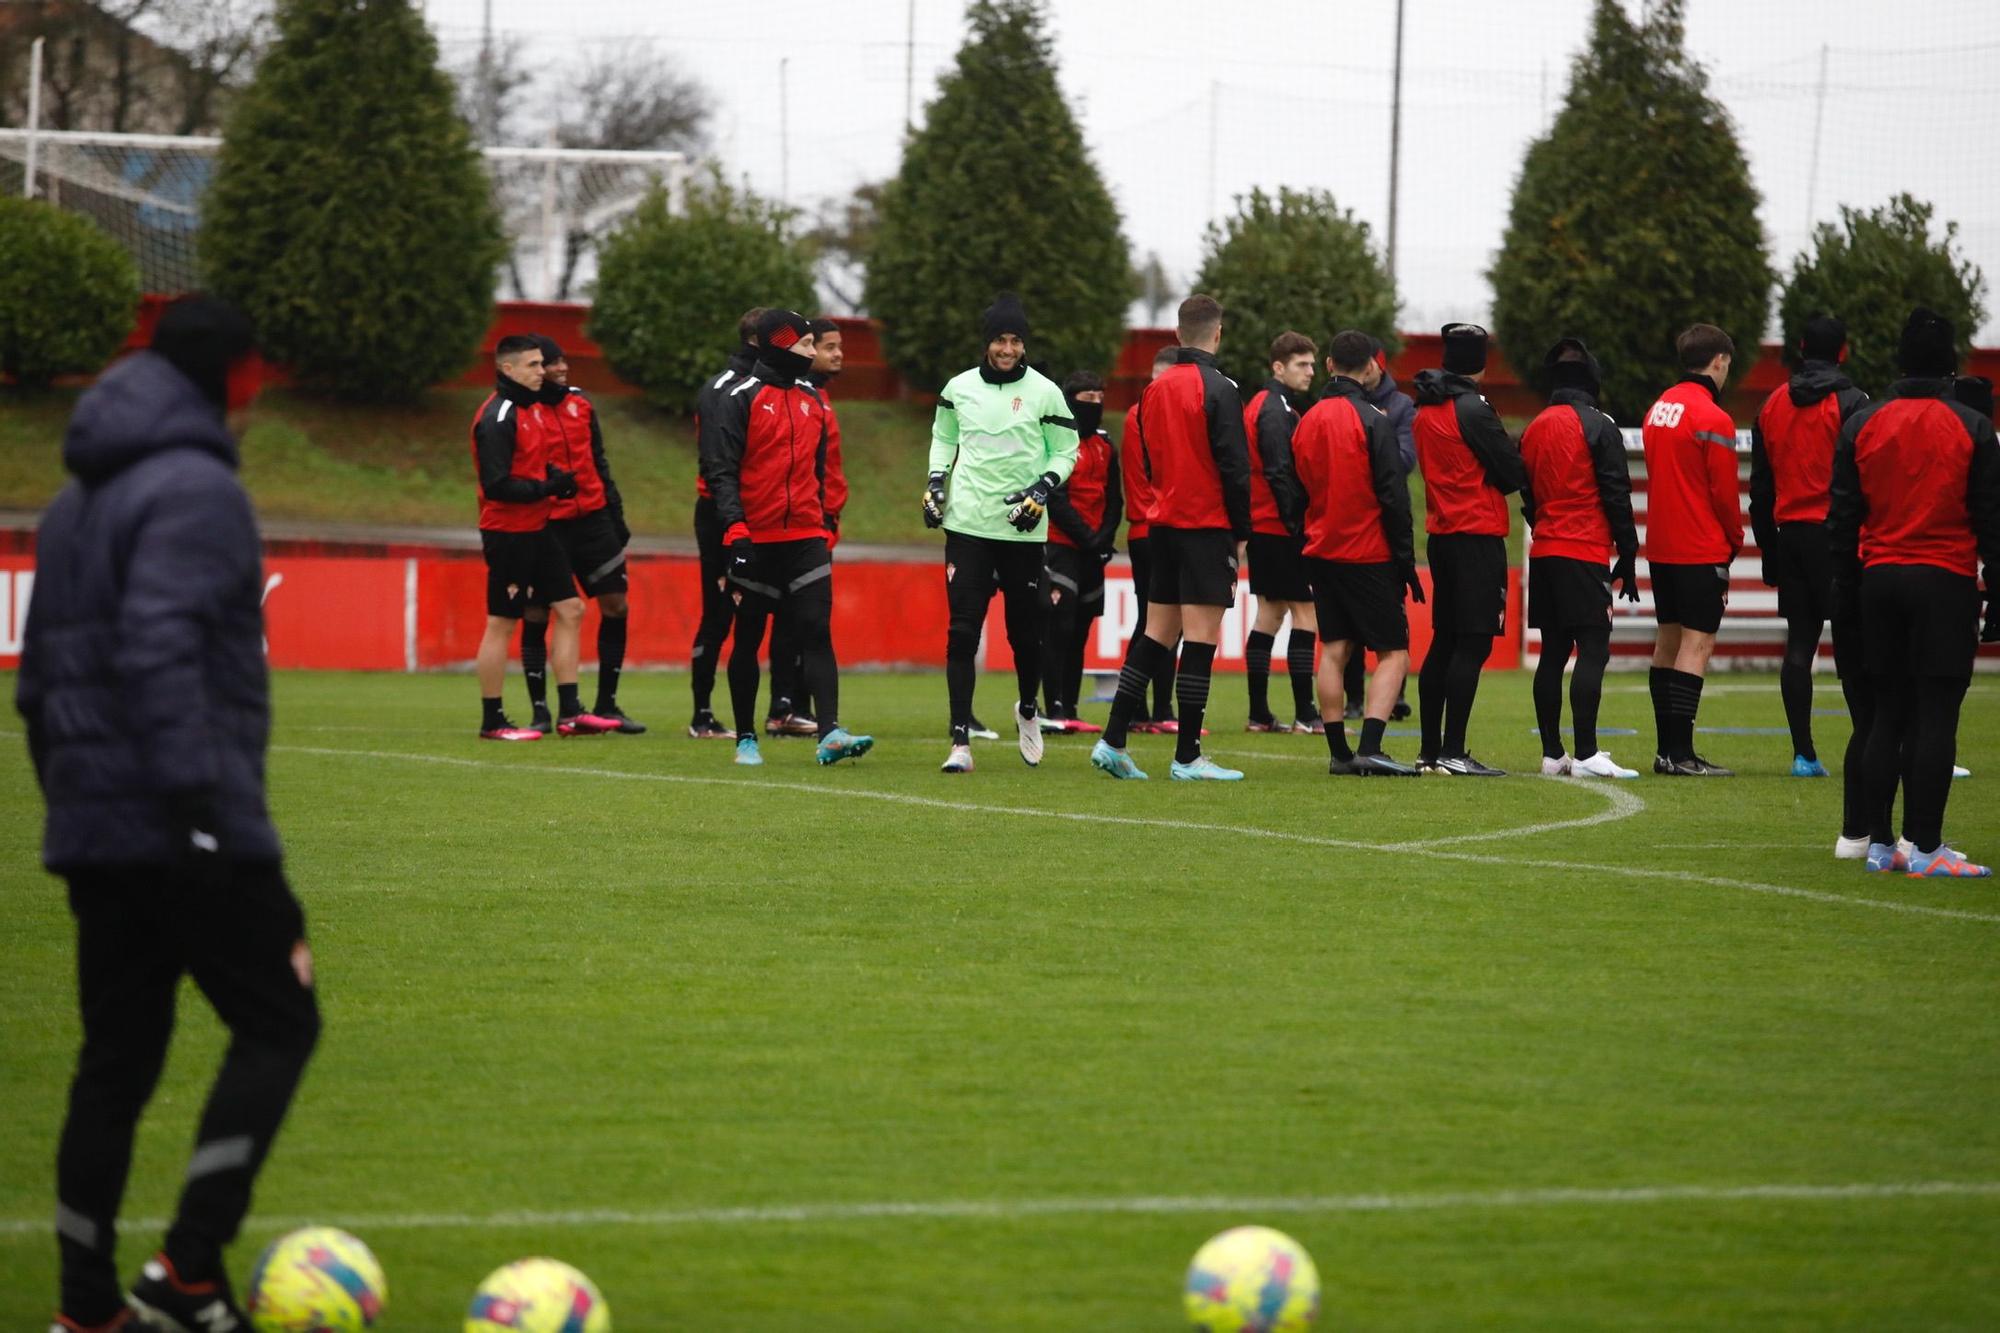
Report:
1788,359,1855,408
1412,368,1482,405
63,351,238,485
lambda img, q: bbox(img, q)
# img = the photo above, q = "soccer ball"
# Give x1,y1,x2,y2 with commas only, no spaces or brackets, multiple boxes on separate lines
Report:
1183,1225,1320,1332
245,1226,387,1332
466,1257,612,1333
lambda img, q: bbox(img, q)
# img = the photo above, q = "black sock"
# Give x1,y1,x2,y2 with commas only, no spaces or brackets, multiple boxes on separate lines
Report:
482,696,507,730
1153,639,1178,720
1664,668,1704,761
1571,628,1610,758
1534,633,1573,760
1287,630,1319,720
595,614,627,713
1245,629,1275,720
1325,721,1353,762
1105,635,1168,749
522,618,549,714
557,683,582,717
1360,716,1387,755
1174,641,1216,764
1649,665,1672,758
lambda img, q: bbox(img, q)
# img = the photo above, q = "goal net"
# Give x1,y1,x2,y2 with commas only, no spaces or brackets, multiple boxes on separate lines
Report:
0,129,688,300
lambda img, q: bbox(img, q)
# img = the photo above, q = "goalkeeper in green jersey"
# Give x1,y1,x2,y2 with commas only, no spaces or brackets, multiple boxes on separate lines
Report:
925,294,1080,774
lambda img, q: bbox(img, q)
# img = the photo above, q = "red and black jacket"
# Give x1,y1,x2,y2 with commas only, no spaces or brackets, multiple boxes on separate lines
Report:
470,373,557,533
804,371,848,532
1242,378,1306,538
1749,360,1868,553
1520,386,1638,565
1412,369,1523,537
1641,374,1744,565
1829,377,2000,582
697,351,830,545
692,344,759,501
1049,429,1122,551
1131,347,1252,538
541,384,622,524
1122,402,1155,539
1278,377,1414,568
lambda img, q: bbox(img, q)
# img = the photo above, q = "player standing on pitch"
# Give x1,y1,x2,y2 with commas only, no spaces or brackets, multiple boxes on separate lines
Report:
1641,324,1743,777
521,335,641,734
1345,334,1419,722
1271,330,1423,776
18,298,320,1333
688,308,764,739
1829,309,2000,877
701,309,872,768
1091,294,1253,781
1122,345,1181,732
1411,322,1525,776
1519,337,1642,779
1749,315,1869,777
1040,370,1121,732
925,294,1080,773
1242,332,1325,734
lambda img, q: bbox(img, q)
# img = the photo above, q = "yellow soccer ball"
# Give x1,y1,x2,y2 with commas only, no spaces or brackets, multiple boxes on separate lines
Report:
1183,1224,1321,1332
245,1226,387,1332
466,1257,612,1333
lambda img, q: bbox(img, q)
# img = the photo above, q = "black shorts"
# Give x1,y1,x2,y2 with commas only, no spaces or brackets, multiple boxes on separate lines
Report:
1859,563,1981,678
1307,559,1409,651
1043,543,1106,616
481,528,575,618
1772,523,1833,623
1650,560,1729,635
1248,532,1312,602
1425,532,1508,635
1528,554,1612,631
546,508,628,599
1148,525,1240,609
729,536,833,612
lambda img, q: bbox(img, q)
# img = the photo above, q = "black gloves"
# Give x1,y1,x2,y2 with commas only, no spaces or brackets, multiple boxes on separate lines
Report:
1983,585,1999,643
1004,472,1060,533
543,464,579,500
1095,544,1115,567
1613,551,1641,604
1402,565,1426,605
728,537,755,579
922,472,947,529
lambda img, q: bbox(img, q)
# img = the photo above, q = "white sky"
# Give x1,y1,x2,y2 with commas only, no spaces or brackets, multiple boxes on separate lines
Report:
420,0,2000,336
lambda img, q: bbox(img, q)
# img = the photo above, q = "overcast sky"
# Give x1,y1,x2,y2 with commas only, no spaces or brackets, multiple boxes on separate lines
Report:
420,0,2000,336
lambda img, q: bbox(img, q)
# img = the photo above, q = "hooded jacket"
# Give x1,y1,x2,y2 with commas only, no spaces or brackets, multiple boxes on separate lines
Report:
1828,378,2000,582
1364,370,1418,475
698,348,831,545
541,382,621,524
1048,428,1122,551
1412,369,1524,537
1278,376,1414,568
1520,386,1639,565
16,351,282,870
1748,360,1869,554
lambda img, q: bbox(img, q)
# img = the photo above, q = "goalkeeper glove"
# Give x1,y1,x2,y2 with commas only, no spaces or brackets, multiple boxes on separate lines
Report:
1402,565,1426,605
543,464,579,500
1003,472,1059,533
1612,551,1641,604
922,472,947,529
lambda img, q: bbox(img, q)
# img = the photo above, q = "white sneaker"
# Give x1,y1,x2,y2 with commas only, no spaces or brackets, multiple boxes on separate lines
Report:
1953,764,1972,779
1540,753,1572,776
1833,834,1870,860
940,744,974,774
1572,750,1639,779
1016,703,1044,767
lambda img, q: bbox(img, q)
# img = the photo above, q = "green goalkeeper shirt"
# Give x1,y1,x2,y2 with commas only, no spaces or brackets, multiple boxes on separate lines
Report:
928,363,1079,542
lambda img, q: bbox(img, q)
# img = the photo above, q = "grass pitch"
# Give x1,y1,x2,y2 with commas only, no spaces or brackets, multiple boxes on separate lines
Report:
2,668,1997,1329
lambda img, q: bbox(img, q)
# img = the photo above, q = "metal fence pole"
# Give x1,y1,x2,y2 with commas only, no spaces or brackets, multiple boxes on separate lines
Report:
24,37,45,199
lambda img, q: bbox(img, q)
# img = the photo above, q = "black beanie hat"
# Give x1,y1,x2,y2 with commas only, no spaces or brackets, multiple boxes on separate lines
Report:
756,308,814,359
981,293,1031,343
1897,306,1957,377
1798,314,1846,362
1543,335,1600,396
1953,374,1994,422
1441,322,1489,375
151,295,256,409
532,334,564,364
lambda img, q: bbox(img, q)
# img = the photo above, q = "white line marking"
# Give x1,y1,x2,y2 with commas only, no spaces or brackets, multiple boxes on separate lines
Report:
4,1181,1995,1239
271,745,2000,924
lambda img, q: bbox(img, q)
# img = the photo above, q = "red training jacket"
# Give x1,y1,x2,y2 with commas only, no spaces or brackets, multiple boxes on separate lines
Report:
1122,403,1154,539
1641,375,1743,565
696,361,830,545
469,377,557,533
543,385,614,521
1520,390,1638,565
1132,347,1253,536
1242,380,1300,537
1832,387,2000,578
1049,430,1117,549
1286,381,1414,566
1411,370,1522,537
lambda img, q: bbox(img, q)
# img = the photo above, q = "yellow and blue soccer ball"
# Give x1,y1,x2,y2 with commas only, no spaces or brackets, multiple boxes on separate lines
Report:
1184,1224,1321,1332
245,1226,387,1332
466,1257,612,1333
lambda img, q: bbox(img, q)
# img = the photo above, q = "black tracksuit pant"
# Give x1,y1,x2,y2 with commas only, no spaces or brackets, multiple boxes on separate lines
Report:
57,863,319,1321
944,530,1044,737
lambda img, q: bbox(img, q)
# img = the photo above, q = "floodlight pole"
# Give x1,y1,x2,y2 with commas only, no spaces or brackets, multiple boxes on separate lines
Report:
904,0,917,134
1803,43,1829,236
1387,0,1405,289
24,37,43,198
1206,79,1219,222
779,57,791,205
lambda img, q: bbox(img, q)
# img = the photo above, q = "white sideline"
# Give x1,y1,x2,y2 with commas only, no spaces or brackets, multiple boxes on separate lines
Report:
3,1180,1996,1239
272,745,2000,925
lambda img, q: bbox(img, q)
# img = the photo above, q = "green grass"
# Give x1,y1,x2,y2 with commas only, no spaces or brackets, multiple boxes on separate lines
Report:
0,389,939,544
3,669,1998,1328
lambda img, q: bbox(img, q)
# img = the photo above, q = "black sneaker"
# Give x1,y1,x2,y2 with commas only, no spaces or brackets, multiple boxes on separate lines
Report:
596,703,647,735
1390,699,1412,721
688,710,733,739
965,716,1001,741
1351,751,1419,777
129,1252,247,1332
1326,755,1360,775
1436,753,1507,777
1654,754,1678,775
1415,755,1446,775
1680,753,1736,777
528,707,554,735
